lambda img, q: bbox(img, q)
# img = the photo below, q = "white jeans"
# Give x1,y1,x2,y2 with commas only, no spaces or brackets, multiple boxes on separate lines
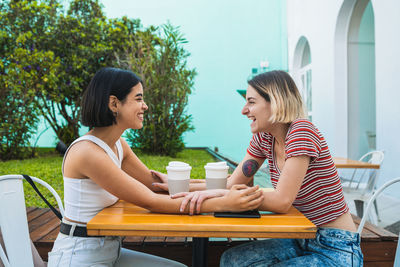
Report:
48,222,186,267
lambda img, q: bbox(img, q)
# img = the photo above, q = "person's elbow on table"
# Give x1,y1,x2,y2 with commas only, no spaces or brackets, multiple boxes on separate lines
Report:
259,191,293,214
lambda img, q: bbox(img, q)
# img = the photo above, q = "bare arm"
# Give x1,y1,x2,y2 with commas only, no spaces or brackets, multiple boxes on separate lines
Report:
120,138,163,191
226,152,310,213
189,179,206,191
65,141,253,214
227,153,266,188
258,155,309,213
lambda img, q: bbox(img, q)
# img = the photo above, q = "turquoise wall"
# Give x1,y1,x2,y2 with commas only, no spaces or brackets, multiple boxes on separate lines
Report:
33,0,288,162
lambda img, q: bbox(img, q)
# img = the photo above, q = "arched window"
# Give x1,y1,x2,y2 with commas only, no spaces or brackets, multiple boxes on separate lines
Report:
293,37,312,121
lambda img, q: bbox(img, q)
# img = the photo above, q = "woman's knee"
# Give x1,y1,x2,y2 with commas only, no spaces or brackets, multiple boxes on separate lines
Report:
220,239,299,267
220,248,234,267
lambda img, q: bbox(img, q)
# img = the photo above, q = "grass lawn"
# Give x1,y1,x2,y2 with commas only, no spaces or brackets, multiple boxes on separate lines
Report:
0,148,215,207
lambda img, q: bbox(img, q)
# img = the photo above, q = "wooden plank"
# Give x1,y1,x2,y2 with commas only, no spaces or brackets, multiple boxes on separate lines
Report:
30,216,60,242
28,209,54,232
361,240,397,263
165,236,188,243
27,207,49,222
353,217,381,241
143,236,167,243
26,207,38,214
353,215,398,241
38,225,60,243
35,243,53,262
364,262,395,267
122,236,145,244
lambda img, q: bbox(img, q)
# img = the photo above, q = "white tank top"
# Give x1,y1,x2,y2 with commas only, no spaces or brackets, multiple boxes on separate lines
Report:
62,135,122,223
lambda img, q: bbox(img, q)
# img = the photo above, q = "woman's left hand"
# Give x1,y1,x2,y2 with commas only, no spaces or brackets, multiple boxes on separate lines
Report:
172,189,229,215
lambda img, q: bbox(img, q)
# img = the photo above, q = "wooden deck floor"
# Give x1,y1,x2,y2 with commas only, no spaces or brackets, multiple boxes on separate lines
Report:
28,207,398,267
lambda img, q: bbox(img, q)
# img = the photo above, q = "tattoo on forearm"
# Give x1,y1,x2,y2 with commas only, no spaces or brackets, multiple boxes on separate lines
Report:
242,159,259,177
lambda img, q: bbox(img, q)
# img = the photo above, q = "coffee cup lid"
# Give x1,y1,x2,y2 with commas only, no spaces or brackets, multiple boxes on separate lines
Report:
166,165,192,171
166,161,191,171
204,161,229,170
168,161,190,167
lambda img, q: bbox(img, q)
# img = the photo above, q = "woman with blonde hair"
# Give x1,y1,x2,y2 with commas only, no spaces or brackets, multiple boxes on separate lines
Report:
170,70,363,266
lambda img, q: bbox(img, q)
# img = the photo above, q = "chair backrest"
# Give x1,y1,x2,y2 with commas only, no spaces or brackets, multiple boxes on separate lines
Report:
0,175,64,267
348,150,385,193
359,150,384,165
357,177,400,234
357,177,400,266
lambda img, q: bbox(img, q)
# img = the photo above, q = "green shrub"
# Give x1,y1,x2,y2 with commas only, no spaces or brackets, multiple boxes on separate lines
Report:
119,23,196,157
1,0,194,158
0,85,39,160
0,0,141,149
0,0,57,160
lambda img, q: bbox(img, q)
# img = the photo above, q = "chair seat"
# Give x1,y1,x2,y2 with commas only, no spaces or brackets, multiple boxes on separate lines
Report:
342,182,372,197
343,190,372,202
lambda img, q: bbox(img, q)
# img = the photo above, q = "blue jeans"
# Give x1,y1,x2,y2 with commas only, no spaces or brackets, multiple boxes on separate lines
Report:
220,228,363,267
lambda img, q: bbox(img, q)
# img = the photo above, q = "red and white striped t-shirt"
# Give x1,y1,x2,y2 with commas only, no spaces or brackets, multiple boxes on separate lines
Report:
247,119,349,226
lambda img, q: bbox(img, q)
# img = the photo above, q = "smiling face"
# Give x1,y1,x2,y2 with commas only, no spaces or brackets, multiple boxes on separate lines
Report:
242,85,273,133
115,82,148,129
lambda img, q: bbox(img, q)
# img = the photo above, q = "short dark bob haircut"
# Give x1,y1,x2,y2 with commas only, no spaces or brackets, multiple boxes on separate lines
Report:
81,67,142,128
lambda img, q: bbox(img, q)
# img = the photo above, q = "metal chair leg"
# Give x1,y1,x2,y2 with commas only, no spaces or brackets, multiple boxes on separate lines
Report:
373,199,381,222
354,199,364,218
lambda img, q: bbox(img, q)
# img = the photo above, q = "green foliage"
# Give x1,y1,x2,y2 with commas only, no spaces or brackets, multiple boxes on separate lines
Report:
0,149,215,207
0,0,58,160
0,82,39,160
0,0,141,151
1,0,195,159
120,23,196,157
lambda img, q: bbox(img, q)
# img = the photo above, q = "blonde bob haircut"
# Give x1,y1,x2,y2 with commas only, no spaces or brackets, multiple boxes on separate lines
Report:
248,70,306,123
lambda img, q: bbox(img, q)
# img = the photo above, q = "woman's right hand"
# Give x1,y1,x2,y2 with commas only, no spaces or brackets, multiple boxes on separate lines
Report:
223,184,264,212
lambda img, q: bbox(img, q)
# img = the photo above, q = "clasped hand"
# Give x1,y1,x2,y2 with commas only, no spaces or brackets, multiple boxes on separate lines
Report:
172,184,264,215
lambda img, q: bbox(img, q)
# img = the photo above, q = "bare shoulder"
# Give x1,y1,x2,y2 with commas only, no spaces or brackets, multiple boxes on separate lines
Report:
63,140,109,178
119,137,136,159
119,137,131,150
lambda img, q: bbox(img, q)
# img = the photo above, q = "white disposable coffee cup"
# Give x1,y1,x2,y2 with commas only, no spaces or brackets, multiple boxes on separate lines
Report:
166,161,191,195
205,161,229,190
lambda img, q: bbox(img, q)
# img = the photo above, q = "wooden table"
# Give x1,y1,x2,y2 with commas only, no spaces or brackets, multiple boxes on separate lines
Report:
87,200,316,267
333,157,380,169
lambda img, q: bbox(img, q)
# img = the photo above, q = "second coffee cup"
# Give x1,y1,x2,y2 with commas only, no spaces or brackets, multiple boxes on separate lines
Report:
204,161,229,190
166,161,191,195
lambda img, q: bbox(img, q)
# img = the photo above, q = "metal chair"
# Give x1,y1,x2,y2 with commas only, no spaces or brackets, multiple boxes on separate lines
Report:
356,177,400,267
0,175,64,267
341,150,384,222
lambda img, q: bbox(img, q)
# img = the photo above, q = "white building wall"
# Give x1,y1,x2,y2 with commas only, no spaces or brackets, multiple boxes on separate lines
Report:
287,0,343,154
373,1,400,196
287,0,400,197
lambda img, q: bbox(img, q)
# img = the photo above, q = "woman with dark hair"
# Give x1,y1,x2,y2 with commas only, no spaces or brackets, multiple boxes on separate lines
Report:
47,67,264,267
168,70,363,266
